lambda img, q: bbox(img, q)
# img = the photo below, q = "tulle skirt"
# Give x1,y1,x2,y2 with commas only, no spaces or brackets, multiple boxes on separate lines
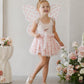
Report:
29,34,61,57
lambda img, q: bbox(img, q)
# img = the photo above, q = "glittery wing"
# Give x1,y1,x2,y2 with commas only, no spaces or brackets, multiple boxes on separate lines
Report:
23,5,39,35
49,4,61,20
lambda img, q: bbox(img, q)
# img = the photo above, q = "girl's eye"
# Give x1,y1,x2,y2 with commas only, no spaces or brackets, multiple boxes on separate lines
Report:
42,6,45,8
46,6,49,8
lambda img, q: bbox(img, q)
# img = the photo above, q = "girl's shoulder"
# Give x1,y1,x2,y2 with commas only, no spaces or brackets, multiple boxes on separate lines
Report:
50,17,55,22
50,17,55,25
34,18,40,24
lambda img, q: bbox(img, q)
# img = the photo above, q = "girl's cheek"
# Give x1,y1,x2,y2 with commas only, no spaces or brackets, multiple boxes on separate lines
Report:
40,8,43,11
41,9,44,12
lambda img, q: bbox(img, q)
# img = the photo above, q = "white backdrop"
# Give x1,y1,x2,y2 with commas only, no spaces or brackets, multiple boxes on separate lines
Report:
69,0,84,51
0,0,3,37
3,0,70,77
0,0,1,36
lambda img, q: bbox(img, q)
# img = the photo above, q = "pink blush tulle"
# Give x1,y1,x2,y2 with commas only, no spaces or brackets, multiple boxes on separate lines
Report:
29,36,61,57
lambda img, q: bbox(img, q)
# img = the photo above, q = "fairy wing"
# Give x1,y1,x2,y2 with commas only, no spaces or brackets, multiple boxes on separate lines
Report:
23,5,39,22
49,4,61,20
23,5,39,35
23,4,60,22
23,4,61,35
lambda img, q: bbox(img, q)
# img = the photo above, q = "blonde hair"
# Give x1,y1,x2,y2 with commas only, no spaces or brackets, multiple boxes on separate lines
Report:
37,0,50,9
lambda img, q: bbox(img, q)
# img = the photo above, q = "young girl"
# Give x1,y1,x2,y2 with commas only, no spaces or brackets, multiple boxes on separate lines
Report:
26,0,64,84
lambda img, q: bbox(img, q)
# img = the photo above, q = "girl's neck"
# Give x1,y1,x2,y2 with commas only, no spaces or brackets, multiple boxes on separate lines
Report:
40,14,49,19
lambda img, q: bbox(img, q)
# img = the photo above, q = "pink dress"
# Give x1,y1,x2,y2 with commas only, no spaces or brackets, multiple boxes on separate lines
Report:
29,17,61,57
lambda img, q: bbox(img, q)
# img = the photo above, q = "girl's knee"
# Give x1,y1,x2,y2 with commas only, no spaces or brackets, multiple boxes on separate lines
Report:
41,57,50,65
44,63,49,69
38,54,50,65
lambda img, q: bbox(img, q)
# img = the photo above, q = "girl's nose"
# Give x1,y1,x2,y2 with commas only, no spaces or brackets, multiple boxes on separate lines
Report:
44,8,48,10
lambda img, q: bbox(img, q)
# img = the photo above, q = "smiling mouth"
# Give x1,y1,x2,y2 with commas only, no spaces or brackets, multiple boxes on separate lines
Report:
44,10,48,12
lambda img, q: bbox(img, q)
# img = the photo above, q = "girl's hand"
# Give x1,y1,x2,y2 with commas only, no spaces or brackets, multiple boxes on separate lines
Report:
59,41,64,46
35,34,41,38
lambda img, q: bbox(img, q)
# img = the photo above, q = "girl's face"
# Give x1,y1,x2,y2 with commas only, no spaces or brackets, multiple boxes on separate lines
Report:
38,2,50,16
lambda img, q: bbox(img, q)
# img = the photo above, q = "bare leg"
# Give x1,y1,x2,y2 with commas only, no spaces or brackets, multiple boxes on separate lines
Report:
42,57,50,83
27,53,49,84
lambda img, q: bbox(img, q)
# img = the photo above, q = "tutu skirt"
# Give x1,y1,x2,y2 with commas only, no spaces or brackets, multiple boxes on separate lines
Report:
29,33,61,57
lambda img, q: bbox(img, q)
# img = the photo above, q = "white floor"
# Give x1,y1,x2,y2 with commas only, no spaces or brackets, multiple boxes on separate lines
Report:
11,76,68,84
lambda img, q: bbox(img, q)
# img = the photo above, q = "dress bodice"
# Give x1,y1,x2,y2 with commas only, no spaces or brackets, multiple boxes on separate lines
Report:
36,17,54,35
29,17,60,56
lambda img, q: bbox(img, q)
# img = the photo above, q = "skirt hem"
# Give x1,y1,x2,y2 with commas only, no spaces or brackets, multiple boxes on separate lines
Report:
29,48,60,57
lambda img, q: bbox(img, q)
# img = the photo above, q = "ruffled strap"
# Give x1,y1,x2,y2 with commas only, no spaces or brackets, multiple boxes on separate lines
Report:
34,18,39,24
51,17,55,22
51,17,55,25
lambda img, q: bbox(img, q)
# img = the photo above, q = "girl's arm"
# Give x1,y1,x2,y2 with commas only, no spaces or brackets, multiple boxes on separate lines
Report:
53,20,64,46
30,20,39,37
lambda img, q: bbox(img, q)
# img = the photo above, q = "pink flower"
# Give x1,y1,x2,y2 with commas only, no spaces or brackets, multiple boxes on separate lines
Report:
6,40,12,46
56,60,61,65
69,52,76,58
78,52,84,57
63,67,67,73
78,46,84,52
68,64,74,69
67,69,74,76
71,56,77,60
65,75,70,80
1,37,5,41
69,52,77,60
78,53,84,58
75,65,80,69
79,80,83,83
56,64,62,72
0,76,6,82
74,70,78,73
72,41,79,48
67,65,74,76
7,41,10,46
80,63,84,67
79,76,83,83
0,70,3,76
